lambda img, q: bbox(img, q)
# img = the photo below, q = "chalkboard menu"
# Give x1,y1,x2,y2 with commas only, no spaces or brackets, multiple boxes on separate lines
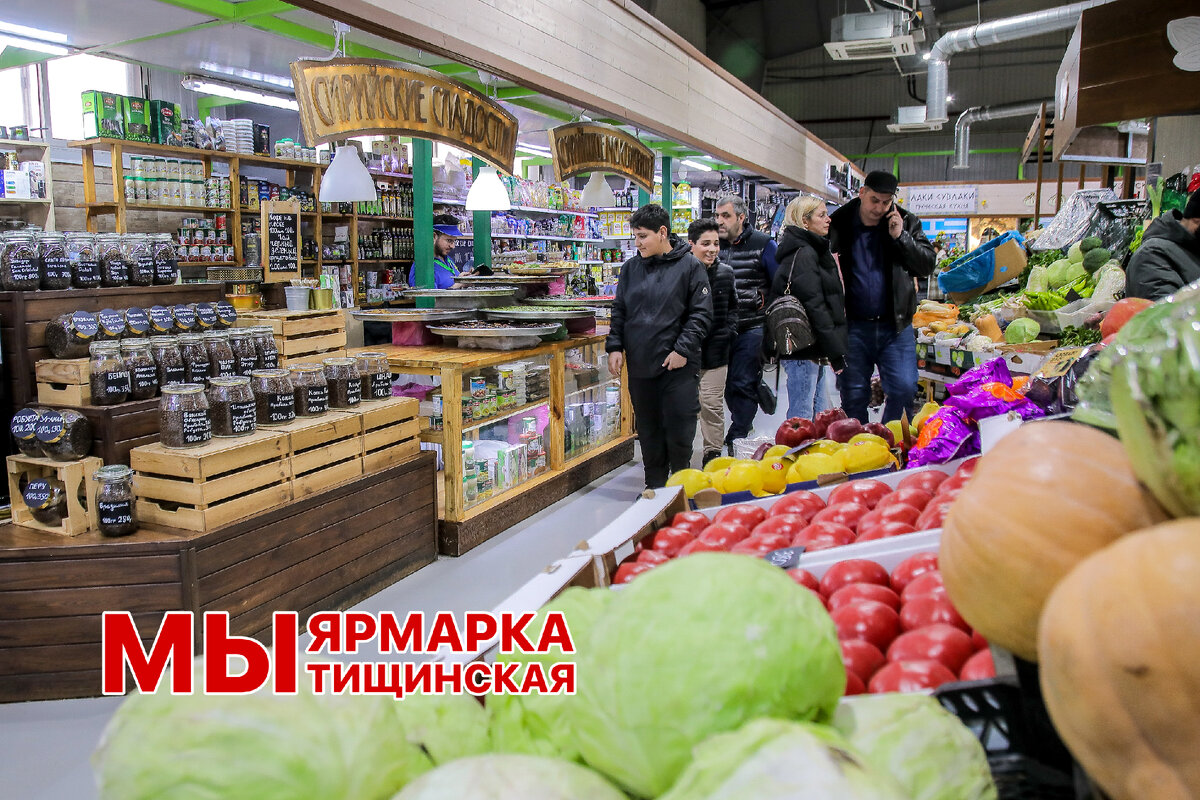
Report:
261,199,301,282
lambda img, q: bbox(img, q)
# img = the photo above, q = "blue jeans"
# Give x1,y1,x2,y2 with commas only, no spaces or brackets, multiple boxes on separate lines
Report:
724,327,763,443
783,359,830,420
840,321,919,424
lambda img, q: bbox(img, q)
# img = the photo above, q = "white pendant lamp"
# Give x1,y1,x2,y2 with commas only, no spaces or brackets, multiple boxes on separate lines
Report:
465,166,511,211
319,145,377,203
580,172,616,209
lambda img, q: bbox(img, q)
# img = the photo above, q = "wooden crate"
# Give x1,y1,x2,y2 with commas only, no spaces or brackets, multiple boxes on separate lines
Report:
6,455,102,536
235,309,347,360
36,358,91,405
131,430,293,532
277,412,363,499
281,348,347,367
351,397,421,473
43,398,160,466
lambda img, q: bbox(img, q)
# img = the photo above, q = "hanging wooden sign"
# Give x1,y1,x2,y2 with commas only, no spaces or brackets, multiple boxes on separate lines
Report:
290,58,518,172
547,123,655,191
261,199,301,283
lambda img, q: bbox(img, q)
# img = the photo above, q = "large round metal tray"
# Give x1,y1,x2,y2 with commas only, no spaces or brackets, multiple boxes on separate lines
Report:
455,274,555,284
402,287,517,309
427,322,562,338
525,296,614,308
350,309,478,323
481,306,596,321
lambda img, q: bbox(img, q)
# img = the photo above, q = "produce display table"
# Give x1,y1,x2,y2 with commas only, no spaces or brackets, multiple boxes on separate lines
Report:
0,451,438,702
378,333,634,556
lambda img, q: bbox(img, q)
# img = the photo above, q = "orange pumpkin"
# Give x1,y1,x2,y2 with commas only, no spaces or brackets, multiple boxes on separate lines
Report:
940,421,1167,661
1039,520,1200,800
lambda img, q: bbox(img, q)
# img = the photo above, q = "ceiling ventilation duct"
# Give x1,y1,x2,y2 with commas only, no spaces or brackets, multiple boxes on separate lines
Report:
888,105,941,134
953,101,1053,169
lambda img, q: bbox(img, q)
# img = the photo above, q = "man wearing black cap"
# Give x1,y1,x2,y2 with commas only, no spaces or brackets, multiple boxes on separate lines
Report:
1126,190,1200,301
829,170,936,423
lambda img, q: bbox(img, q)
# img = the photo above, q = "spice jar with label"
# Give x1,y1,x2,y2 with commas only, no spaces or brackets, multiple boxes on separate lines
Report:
94,465,137,537
38,232,72,290
229,329,258,375
23,477,67,525
123,306,151,338
177,333,210,384
35,408,93,462
89,341,131,405
151,232,178,285
147,305,175,336
66,232,102,288
121,338,159,400
323,357,362,408
251,326,279,369
159,384,212,448
191,302,218,333
172,303,198,334
204,331,237,379
207,376,257,437
251,369,295,425
149,336,185,387
11,407,46,457
124,233,155,286
45,311,99,359
289,364,328,416
96,233,129,287
214,301,237,330
95,308,126,342
356,351,392,400
1,230,41,290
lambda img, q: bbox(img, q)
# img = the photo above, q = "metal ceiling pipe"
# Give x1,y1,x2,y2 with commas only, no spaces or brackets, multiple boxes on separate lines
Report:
953,100,1053,169
925,0,1113,124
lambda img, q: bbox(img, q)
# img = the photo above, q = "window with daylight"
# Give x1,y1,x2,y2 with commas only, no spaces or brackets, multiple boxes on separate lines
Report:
48,54,135,140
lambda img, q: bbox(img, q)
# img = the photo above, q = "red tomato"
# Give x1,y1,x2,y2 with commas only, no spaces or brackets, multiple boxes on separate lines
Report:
890,552,940,593
896,470,948,494
840,639,887,684
670,511,711,537
730,533,791,556
900,595,970,633
855,521,917,542
887,623,975,674
959,648,996,681
819,559,891,596
874,503,922,526
869,660,957,693
636,548,670,565
792,522,856,551
832,600,901,652
828,479,892,510
752,513,809,540
828,582,901,612
845,670,866,695
811,502,871,532
876,487,933,512
698,521,752,549
971,630,989,651
900,571,946,603
936,472,971,497
647,526,694,558
713,504,768,530
769,491,826,521
915,500,954,531
613,562,654,584
956,456,981,478
786,567,820,592
677,538,727,556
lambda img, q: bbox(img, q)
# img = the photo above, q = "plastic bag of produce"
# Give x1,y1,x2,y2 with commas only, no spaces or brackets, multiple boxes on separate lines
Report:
944,381,1045,423
393,754,628,800
907,407,980,467
1022,344,1104,415
1090,263,1126,303
947,357,1011,397
1030,188,1117,251
1025,264,1049,293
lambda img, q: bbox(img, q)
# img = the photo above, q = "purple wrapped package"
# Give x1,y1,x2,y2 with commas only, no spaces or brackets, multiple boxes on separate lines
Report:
947,357,1012,396
945,381,1046,422
908,407,981,467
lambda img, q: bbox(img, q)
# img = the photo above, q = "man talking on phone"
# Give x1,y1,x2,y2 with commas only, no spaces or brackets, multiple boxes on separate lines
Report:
828,171,936,423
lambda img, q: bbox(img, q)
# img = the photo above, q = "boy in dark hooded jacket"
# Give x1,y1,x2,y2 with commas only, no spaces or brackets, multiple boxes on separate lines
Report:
1127,190,1200,301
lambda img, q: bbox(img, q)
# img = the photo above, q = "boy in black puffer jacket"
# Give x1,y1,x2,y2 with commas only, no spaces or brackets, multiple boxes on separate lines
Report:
689,218,738,465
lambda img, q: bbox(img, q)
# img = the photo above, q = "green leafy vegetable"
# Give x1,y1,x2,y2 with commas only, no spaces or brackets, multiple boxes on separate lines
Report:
1060,326,1103,347
394,691,494,766
1005,317,1041,343
1082,247,1111,273
393,754,628,800
1047,259,1087,290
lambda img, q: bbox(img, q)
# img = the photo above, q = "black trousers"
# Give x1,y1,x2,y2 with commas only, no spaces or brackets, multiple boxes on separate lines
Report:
628,366,701,489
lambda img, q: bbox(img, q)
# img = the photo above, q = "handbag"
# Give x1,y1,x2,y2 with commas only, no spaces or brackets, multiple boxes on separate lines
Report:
762,252,815,359
757,372,778,415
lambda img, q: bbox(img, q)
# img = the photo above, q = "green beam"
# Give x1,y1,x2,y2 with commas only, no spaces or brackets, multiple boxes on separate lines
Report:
471,157,492,271
638,187,649,207
496,87,538,100
849,147,1023,160
661,157,673,213
413,138,434,302
197,96,245,118
0,47,53,71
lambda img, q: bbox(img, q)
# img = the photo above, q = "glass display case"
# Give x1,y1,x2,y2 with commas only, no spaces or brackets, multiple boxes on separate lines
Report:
563,341,623,461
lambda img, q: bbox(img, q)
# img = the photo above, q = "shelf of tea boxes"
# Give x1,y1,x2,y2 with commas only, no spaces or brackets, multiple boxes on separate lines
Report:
0,138,55,230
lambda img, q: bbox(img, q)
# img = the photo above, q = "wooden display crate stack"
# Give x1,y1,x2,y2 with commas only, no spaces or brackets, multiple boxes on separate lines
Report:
5,455,103,536
35,358,91,406
234,309,347,367
355,397,421,472
278,412,363,499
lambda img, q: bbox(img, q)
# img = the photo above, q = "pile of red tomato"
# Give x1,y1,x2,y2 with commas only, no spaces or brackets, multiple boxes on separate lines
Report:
787,553,995,694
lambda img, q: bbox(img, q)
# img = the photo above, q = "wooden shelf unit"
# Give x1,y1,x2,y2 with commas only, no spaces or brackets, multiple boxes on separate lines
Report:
0,138,55,230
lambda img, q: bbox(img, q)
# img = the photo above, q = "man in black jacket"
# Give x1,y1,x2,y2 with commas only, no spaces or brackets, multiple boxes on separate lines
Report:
1126,191,1200,301
716,196,779,450
688,218,738,466
829,171,936,423
607,204,713,489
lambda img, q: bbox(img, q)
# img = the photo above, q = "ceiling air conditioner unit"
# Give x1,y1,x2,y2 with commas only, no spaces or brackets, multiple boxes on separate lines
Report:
887,105,942,133
825,10,918,61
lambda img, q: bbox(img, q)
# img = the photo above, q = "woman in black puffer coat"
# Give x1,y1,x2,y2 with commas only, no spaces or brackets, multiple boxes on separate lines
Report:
767,196,848,419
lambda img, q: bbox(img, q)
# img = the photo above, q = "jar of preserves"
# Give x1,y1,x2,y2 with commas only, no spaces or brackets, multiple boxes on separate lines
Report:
177,333,210,384
323,357,361,408
89,341,131,405
207,376,256,437
251,369,295,425
229,329,258,376
94,464,137,537
23,477,67,525
96,233,129,287
356,351,392,400
10,406,47,457
149,335,185,387
66,232,102,288
159,384,211,448
35,408,93,462
121,338,159,400
289,364,328,416
124,233,155,286
45,311,99,359
251,326,279,369
151,232,178,285
204,331,236,378
1,230,40,290
38,232,72,290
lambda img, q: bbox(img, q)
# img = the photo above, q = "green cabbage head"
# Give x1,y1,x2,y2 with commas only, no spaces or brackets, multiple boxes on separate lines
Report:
659,718,907,800
1004,317,1040,344
569,553,844,798
394,690,493,766
391,754,628,800
832,693,997,800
